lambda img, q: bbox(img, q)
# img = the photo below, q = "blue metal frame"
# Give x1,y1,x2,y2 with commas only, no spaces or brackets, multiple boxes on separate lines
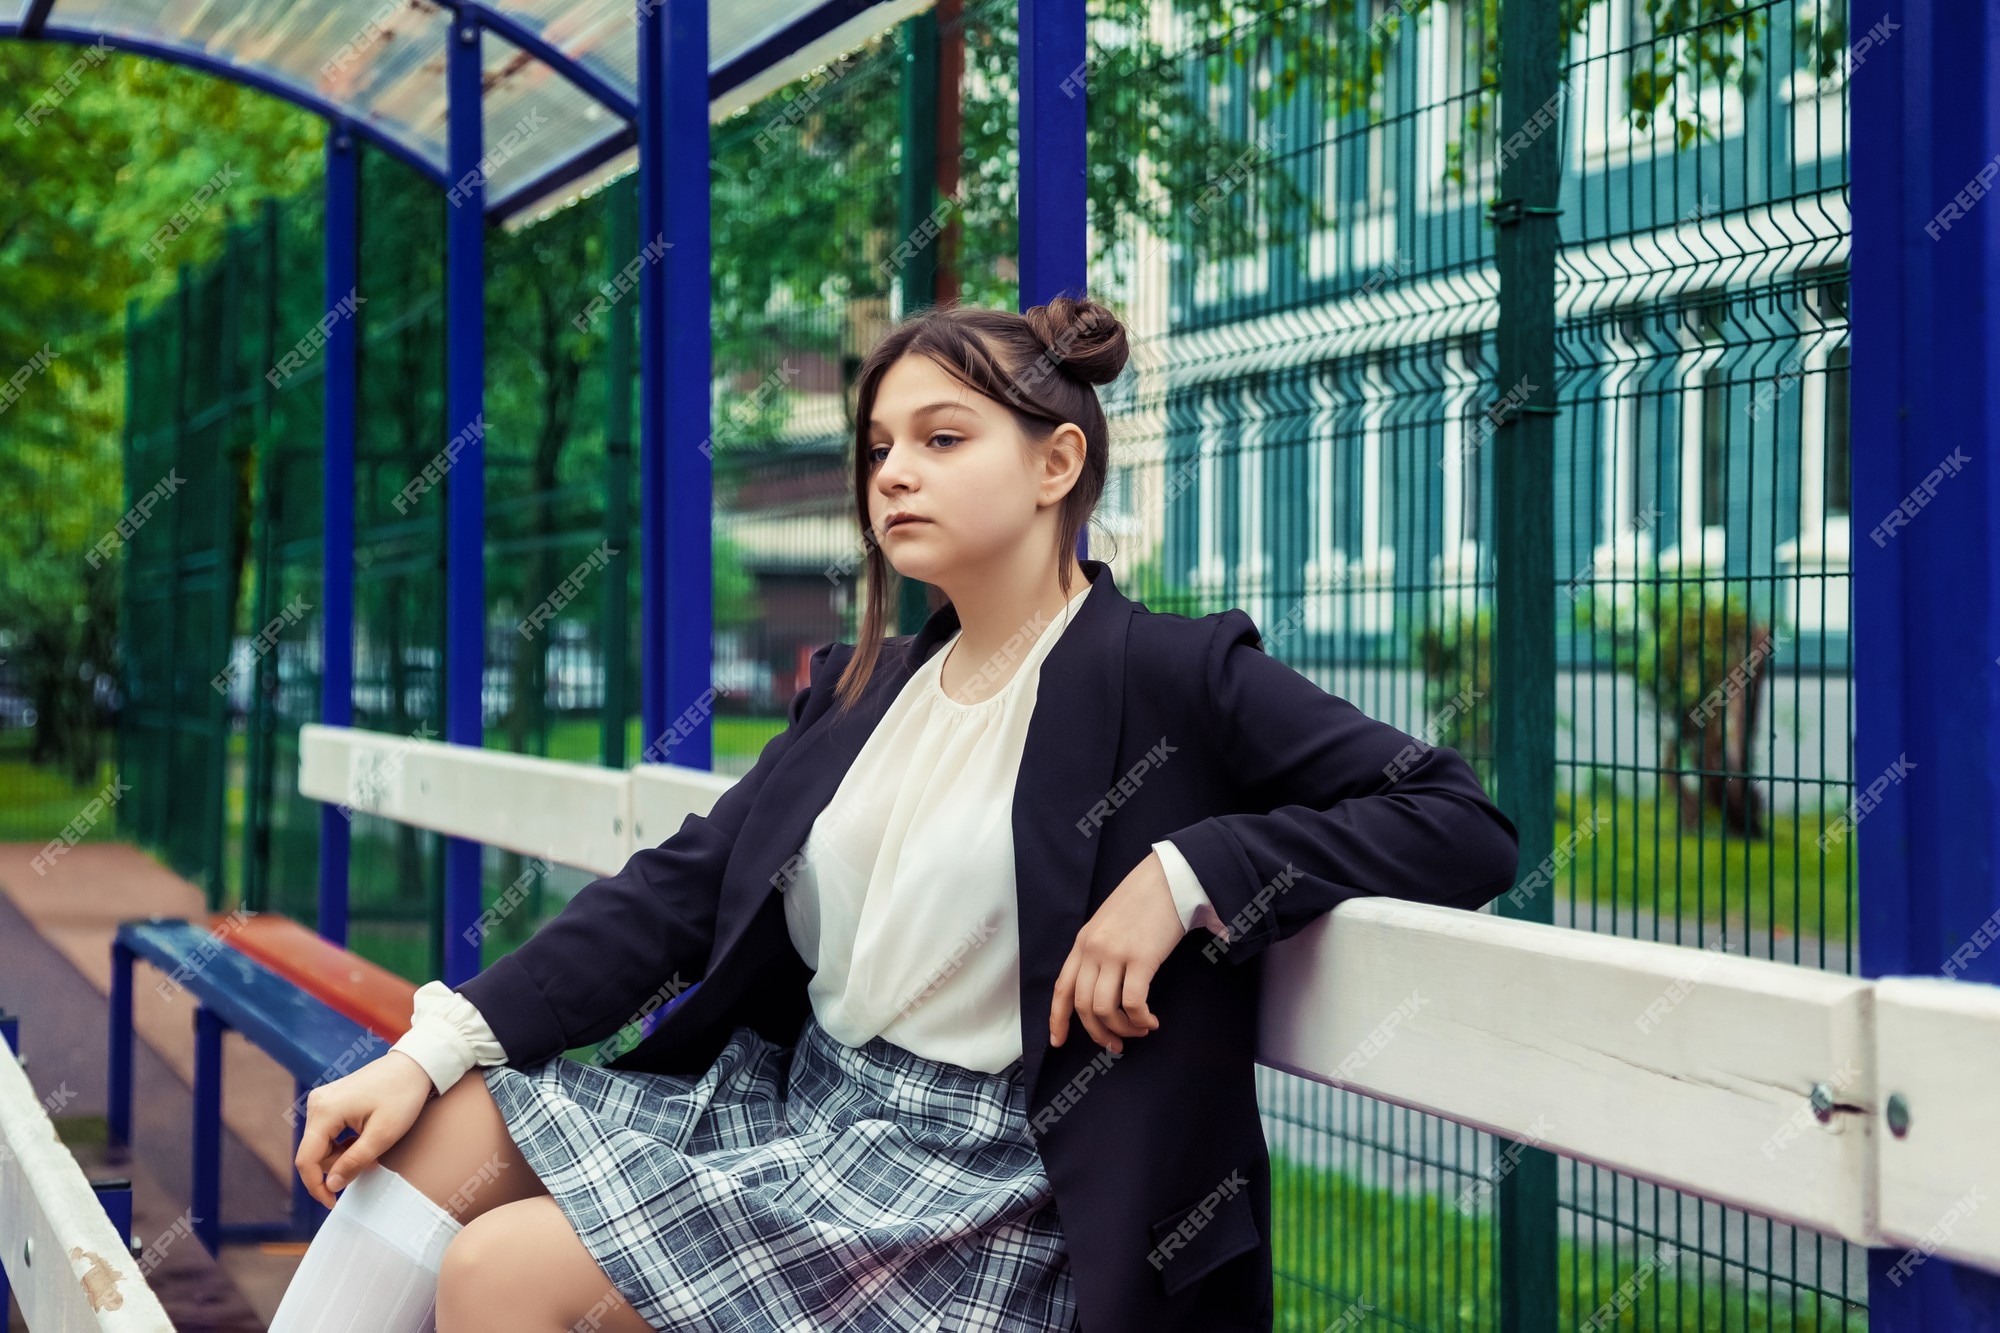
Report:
488,0,905,226
1016,0,1087,311
1851,0,2000,1325
319,124,358,950
191,1005,226,1253
454,2,638,121
443,15,488,986
709,0,897,96
488,123,640,221
114,921,368,1253
7,1,906,227
0,24,448,188
108,940,134,1151
16,0,55,37
637,0,714,770
1016,0,1090,563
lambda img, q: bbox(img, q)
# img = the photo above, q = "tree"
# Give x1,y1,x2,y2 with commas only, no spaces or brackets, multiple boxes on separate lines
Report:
0,43,319,782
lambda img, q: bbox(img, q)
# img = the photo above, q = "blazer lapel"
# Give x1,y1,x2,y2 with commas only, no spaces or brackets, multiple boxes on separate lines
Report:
709,558,1135,1104
1011,562,1131,1100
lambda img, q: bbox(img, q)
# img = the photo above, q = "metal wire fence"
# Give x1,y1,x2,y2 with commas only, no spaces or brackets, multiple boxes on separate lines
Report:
110,0,1857,1323
1084,0,1858,1326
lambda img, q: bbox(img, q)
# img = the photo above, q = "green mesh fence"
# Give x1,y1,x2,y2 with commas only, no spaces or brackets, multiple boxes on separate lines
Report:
1085,0,1858,1327
116,0,1859,1323
1549,0,1860,1323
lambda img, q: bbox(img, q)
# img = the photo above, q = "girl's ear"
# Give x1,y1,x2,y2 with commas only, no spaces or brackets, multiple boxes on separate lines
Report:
1038,423,1088,504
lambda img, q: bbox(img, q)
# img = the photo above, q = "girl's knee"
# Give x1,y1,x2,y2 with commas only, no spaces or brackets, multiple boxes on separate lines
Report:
438,1200,646,1332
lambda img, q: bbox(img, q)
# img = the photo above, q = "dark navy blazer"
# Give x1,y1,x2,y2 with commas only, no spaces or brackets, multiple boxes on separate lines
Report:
457,556,1521,1332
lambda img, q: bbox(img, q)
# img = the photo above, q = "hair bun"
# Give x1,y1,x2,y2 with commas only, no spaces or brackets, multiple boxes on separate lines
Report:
1022,294,1130,387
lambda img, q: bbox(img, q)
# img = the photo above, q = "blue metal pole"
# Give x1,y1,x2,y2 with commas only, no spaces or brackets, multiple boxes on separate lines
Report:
1016,0,1090,564
638,0,714,771
107,941,133,1151
91,1180,133,1260
1851,0,2000,1325
443,15,487,984
191,1007,224,1255
318,122,358,948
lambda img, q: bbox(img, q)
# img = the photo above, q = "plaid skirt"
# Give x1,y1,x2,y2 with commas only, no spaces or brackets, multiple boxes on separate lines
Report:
482,1010,1079,1332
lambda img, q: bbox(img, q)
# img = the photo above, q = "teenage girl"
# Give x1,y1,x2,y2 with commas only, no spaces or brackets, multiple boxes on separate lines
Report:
268,295,1520,1333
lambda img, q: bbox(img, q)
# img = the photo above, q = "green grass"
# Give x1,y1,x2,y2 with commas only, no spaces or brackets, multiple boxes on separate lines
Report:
1269,1154,1865,1331
1552,793,1855,948
0,728,123,844
540,714,786,769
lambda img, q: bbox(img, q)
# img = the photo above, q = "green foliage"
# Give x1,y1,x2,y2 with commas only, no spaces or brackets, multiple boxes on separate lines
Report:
1573,573,1754,737
1414,605,1493,779
0,43,320,783
1114,545,1204,616
1622,0,1768,147
1571,567,1779,835
1791,0,1848,81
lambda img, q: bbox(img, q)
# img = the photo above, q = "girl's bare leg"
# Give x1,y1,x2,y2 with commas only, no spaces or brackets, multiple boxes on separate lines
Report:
436,1196,658,1333
378,1070,550,1222
268,1072,539,1333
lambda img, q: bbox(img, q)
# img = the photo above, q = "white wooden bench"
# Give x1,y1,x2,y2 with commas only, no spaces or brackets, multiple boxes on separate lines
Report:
0,1022,174,1330
298,722,2000,1277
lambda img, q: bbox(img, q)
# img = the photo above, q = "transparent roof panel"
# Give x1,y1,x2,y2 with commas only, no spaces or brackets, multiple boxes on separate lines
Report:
5,0,913,214
477,26,629,206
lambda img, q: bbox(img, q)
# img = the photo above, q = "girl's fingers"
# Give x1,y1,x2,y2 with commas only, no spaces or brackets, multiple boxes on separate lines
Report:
1089,962,1137,1043
1120,959,1161,1032
1071,960,1115,1051
1049,948,1081,1046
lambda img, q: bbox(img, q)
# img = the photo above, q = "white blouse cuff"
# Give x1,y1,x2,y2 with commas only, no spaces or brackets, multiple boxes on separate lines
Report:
1153,839,1230,940
388,980,509,1096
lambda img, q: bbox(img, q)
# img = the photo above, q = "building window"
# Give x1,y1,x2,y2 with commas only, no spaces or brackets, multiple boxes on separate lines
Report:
1823,346,1851,518
1700,366,1728,529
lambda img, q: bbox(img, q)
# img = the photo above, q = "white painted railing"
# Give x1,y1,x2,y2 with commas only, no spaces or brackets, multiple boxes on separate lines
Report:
0,1036,175,1330
298,722,2000,1275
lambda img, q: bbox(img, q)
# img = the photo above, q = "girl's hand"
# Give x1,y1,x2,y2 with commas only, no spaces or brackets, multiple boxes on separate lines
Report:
1048,850,1187,1054
294,1051,436,1207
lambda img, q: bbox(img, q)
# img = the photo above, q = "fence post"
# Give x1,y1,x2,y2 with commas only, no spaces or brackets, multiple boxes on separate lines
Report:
1850,0,2000,1322
895,9,941,636
604,175,634,770
442,15,488,985
118,296,138,847
243,198,281,912
638,0,715,775
206,223,243,907
170,264,193,897
319,122,359,949
1492,0,1562,1323
1017,0,1089,569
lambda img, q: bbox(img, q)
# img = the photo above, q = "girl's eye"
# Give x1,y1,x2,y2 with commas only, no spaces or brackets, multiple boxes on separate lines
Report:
867,435,963,464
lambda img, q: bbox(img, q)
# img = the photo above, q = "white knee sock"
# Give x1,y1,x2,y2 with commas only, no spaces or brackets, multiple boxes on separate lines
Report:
267,1164,463,1333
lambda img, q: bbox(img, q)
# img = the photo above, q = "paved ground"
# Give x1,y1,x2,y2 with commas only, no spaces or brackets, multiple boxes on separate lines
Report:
0,843,304,1330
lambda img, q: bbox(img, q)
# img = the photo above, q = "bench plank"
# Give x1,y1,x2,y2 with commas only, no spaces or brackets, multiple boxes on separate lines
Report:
1875,976,2000,1270
628,762,733,847
210,912,417,1042
1260,899,1878,1246
299,722,631,876
116,919,390,1087
1,1023,175,1330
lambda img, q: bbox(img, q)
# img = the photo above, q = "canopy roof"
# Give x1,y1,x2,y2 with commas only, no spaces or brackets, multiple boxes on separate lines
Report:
1,0,928,224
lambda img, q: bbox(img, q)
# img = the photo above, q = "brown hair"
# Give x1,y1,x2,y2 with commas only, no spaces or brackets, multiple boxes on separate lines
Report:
831,294,1131,713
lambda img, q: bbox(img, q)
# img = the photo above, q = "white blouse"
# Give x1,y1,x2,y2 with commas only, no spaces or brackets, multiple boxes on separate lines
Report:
391,577,1226,1093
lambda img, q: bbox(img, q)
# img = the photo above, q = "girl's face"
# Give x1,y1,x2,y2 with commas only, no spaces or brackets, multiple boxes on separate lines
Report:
864,352,1078,587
